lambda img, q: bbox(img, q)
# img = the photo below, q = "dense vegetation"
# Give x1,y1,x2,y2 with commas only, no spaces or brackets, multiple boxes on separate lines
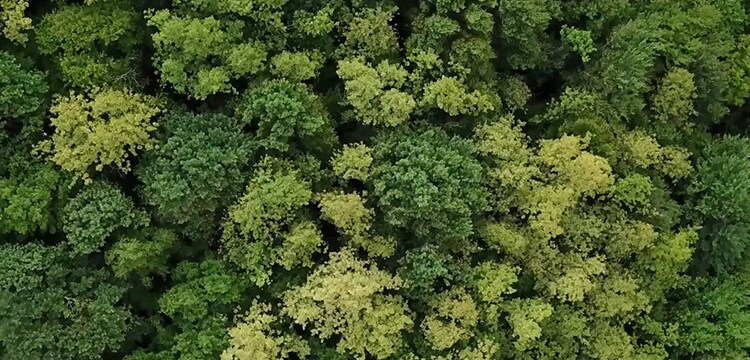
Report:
2,0,750,359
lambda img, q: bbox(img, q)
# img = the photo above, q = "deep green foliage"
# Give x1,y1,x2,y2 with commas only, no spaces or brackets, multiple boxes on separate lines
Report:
0,243,132,360
688,136,750,274
673,274,750,358
137,112,251,237
372,127,486,243
64,181,149,256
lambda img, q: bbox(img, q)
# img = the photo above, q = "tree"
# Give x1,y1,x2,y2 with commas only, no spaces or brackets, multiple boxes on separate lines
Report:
147,10,267,99
136,111,251,237
282,249,412,359
0,51,47,162
238,79,334,154
221,157,317,285
0,51,47,131
672,274,750,359
35,88,161,183
0,0,32,43
64,181,149,255
371,127,486,243
688,136,750,274
421,287,479,351
0,160,62,235
221,301,310,360
35,1,141,88
158,258,247,324
331,143,373,182
337,58,416,127
0,243,132,360
106,228,176,282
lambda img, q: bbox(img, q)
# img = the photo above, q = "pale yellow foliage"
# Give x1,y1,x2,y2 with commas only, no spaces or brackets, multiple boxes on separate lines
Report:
338,58,416,126
1,0,32,43
623,131,662,168
35,89,160,183
480,221,528,256
422,287,479,350
318,191,395,257
421,76,495,116
319,191,373,237
350,235,396,258
548,255,607,303
538,135,614,197
623,131,693,180
221,302,310,360
428,338,501,360
282,249,412,359
658,145,692,180
636,227,698,300
331,143,373,181
506,298,554,351
523,185,577,239
276,221,324,270
455,339,501,360
588,271,651,319
474,116,532,162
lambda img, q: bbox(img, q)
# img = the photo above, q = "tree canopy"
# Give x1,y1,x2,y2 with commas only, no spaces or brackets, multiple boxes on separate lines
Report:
3,0,750,359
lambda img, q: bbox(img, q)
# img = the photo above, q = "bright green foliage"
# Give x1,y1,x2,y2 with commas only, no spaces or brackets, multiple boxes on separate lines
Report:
64,181,149,256
282,250,412,359
652,67,697,124
672,274,750,359
136,112,250,235
0,243,132,360
106,228,176,282
421,76,495,116
221,158,314,285
159,258,246,324
688,136,750,274
338,58,416,127
221,301,310,360
36,1,139,88
36,89,161,182
372,127,486,243
588,18,659,119
270,51,322,82
725,34,750,106
239,79,331,153
170,315,231,360
0,161,60,235
147,10,267,99
0,51,47,161
464,5,494,34
561,25,596,62
331,143,373,181
473,261,518,303
342,8,399,61
0,0,31,43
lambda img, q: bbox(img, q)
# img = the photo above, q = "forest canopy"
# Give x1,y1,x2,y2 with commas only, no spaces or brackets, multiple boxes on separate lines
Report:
3,0,750,359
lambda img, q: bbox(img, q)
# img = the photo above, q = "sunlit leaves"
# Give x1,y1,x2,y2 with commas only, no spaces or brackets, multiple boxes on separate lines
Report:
36,89,161,182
